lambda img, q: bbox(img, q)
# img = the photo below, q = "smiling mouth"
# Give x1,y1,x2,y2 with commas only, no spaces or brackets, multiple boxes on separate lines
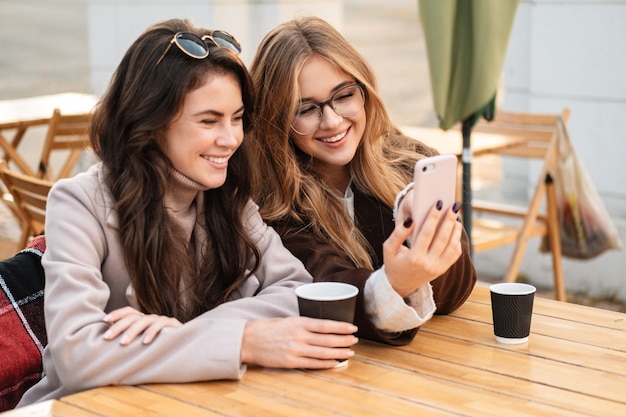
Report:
320,130,347,143
204,156,229,164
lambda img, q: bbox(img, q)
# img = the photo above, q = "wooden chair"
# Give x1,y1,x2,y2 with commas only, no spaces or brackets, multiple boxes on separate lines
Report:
470,108,571,301
0,160,54,249
37,108,91,181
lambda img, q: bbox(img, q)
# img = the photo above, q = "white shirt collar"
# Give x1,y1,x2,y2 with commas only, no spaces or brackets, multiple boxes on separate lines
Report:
343,182,355,220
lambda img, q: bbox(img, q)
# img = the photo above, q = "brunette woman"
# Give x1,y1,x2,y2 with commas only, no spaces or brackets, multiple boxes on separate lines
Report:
18,18,357,406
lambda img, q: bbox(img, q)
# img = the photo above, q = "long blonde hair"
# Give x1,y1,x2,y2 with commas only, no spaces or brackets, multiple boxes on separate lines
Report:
249,16,421,268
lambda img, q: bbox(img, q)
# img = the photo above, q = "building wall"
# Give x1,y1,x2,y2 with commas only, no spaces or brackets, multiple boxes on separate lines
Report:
87,0,343,95
473,0,626,301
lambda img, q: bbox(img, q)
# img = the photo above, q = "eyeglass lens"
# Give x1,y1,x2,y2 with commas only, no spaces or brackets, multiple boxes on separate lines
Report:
291,84,365,135
206,31,241,53
176,33,209,58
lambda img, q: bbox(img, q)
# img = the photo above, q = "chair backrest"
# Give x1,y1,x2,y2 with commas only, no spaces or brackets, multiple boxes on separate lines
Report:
38,108,92,181
0,160,53,245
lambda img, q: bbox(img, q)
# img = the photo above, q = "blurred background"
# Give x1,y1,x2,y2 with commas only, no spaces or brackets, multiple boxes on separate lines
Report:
0,0,624,307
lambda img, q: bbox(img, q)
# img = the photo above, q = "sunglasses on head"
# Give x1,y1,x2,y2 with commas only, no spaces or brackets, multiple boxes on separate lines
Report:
156,30,241,66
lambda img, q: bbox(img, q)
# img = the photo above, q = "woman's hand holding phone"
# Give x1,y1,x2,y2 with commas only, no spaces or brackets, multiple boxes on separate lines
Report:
383,154,464,297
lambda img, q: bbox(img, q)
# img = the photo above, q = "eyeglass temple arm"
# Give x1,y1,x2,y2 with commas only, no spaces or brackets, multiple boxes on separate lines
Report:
156,41,174,66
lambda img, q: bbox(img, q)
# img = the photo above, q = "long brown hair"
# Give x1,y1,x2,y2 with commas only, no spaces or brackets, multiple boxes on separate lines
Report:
90,19,260,321
249,16,420,268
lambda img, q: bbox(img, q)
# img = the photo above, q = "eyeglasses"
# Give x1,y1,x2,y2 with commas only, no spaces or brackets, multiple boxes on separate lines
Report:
156,31,241,66
291,83,365,135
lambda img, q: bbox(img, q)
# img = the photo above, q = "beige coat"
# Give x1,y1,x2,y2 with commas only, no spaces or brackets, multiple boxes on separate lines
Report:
19,164,311,405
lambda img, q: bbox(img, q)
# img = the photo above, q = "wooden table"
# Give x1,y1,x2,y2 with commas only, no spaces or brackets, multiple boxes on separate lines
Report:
0,93,98,175
6,284,625,417
400,124,525,158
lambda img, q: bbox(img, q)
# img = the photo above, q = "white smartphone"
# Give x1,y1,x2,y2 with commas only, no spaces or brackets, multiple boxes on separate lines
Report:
411,154,458,242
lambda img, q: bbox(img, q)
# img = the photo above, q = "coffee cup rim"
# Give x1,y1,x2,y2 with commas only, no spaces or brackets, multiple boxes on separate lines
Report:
295,282,359,301
490,282,536,296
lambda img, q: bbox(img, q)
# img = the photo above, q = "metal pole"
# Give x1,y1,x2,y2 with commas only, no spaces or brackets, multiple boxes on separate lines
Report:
461,119,473,257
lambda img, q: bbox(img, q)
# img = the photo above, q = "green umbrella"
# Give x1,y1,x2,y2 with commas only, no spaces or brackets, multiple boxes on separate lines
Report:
419,0,519,254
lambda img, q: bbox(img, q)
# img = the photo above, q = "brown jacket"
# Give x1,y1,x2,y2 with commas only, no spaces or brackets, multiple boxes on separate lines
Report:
271,135,477,345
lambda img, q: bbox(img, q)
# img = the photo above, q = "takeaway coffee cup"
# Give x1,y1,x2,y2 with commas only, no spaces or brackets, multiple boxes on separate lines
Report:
490,283,536,344
295,282,359,367
296,282,358,323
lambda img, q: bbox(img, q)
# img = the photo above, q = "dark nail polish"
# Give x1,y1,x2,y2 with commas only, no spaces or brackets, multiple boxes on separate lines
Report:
403,217,413,228
457,215,462,223
436,200,443,210
452,202,461,213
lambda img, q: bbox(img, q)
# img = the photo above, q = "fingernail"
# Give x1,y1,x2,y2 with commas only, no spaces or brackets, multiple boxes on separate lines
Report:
403,217,413,228
436,200,443,210
103,314,111,323
452,201,461,213
457,215,462,223
103,330,112,340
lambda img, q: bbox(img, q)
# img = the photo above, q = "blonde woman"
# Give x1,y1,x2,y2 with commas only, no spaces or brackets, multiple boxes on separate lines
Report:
249,16,477,345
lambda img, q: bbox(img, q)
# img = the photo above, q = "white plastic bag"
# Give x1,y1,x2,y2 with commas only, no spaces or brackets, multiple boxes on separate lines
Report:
541,118,622,259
